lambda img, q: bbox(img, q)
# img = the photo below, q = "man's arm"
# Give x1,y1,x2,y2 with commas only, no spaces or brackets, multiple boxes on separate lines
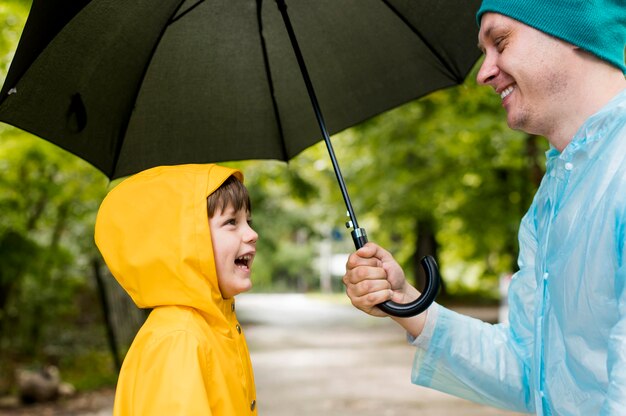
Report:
601,223,626,414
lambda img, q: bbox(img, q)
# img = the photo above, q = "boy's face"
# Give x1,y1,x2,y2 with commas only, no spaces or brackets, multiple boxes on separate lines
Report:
209,203,258,299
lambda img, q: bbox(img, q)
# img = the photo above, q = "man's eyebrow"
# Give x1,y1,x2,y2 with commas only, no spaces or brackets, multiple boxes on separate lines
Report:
477,26,493,52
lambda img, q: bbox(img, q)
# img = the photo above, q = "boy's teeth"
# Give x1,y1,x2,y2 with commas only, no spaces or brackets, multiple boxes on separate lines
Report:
236,255,251,266
500,86,514,99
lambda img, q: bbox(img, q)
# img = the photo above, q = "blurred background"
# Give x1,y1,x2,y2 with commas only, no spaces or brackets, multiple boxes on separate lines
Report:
0,0,546,413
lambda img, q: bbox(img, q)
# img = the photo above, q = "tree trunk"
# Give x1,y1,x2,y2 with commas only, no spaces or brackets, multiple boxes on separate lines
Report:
92,258,122,372
0,231,36,348
412,217,445,296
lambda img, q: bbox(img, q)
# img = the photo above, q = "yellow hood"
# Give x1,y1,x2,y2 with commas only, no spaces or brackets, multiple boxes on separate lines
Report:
95,164,242,315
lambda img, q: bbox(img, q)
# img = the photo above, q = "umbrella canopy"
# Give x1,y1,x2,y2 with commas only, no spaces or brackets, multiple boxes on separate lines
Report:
0,0,481,180
0,0,482,317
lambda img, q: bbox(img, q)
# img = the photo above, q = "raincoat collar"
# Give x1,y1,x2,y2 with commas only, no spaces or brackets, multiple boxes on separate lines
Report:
546,87,626,164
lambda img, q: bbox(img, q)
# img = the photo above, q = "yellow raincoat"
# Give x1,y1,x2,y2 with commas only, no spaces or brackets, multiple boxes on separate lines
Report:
95,164,257,415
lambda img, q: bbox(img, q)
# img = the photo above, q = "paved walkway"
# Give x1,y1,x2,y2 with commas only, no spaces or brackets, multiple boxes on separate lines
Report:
0,294,526,415
238,293,526,416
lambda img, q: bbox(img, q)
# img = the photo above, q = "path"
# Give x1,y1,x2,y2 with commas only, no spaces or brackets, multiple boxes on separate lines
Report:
238,293,525,416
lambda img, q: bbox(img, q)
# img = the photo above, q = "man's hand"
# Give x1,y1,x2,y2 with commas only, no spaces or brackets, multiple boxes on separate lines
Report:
342,242,416,317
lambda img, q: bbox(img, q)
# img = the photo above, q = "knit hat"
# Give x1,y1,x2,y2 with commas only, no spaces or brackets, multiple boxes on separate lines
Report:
476,0,626,74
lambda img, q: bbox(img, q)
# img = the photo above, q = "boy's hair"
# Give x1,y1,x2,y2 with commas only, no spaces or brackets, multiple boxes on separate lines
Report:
207,175,251,218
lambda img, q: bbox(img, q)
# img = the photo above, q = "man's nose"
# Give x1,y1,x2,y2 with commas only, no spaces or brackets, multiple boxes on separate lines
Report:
476,54,498,86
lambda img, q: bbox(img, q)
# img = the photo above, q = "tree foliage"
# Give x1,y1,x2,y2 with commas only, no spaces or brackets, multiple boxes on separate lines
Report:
0,1,114,392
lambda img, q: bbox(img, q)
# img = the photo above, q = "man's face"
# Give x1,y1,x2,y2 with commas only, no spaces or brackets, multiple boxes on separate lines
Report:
209,204,258,299
477,13,575,140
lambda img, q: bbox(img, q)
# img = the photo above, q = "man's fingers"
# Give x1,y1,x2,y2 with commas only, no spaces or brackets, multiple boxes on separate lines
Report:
346,250,381,270
348,277,391,298
343,242,400,318
344,266,392,316
342,265,387,285
356,242,394,264
347,287,393,316
346,242,394,267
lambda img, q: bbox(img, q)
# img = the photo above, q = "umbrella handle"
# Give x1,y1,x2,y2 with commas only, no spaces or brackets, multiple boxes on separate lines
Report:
352,228,440,318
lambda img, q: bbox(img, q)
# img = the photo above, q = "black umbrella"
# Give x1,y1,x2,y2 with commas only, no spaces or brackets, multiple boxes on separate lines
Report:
0,0,482,316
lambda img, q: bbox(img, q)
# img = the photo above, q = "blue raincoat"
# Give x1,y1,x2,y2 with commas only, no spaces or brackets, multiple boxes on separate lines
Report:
411,88,626,415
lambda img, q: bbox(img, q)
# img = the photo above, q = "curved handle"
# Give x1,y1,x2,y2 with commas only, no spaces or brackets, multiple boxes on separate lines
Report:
376,255,440,318
351,228,440,318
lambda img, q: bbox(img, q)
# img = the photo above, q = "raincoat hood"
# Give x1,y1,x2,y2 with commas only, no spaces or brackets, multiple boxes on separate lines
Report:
95,164,257,415
95,164,242,315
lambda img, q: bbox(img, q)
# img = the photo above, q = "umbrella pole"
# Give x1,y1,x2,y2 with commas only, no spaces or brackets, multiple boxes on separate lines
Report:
274,0,367,249
275,0,439,318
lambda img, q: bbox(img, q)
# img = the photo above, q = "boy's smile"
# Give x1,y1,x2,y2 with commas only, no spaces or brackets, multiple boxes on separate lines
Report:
209,204,258,299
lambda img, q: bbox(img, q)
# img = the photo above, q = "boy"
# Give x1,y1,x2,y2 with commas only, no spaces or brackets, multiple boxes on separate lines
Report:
95,164,258,415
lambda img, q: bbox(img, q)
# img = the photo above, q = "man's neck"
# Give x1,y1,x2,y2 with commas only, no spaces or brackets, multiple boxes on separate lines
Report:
548,68,626,152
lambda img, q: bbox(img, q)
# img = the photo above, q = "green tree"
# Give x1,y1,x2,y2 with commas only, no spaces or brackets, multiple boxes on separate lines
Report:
0,126,109,371
0,1,114,392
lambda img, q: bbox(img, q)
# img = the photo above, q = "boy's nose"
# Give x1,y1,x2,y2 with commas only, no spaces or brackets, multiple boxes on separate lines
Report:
244,225,258,244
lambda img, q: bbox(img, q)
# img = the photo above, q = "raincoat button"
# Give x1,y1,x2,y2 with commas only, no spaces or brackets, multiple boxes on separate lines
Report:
250,399,256,411
231,302,235,312
236,324,241,334
564,162,573,171
543,272,549,280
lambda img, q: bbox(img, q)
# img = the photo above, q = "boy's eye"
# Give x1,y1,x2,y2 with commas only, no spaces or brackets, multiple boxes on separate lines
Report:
222,218,237,226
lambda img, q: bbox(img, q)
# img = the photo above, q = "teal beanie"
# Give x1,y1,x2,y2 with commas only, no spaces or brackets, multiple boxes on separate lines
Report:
476,0,626,74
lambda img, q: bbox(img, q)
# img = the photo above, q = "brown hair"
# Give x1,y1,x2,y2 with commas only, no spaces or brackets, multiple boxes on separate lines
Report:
207,175,251,218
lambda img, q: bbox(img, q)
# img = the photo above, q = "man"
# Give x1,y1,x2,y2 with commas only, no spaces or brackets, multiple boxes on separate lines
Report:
343,1,626,414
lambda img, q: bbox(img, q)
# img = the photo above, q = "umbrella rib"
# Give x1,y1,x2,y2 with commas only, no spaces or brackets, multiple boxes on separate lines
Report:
380,0,463,83
110,0,190,178
256,0,288,160
169,0,206,24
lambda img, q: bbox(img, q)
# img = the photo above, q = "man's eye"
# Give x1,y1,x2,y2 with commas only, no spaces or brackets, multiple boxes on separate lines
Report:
494,36,507,52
